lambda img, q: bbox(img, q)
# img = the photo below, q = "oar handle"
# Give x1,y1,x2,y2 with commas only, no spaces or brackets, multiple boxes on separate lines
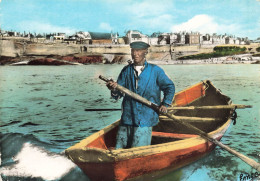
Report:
99,75,110,82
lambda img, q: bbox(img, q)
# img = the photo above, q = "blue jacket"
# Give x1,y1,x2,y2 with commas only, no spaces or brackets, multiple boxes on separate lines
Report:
112,61,175,127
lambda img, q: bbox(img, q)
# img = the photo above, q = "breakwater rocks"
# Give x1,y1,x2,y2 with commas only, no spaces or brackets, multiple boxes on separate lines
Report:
28,58,73,65
0,39,131,65
60,54,127,64
0,56,19,65
0,54,129,65
61,55,103,64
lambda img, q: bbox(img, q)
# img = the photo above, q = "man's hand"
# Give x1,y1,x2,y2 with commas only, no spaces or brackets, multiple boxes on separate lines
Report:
159,105,167,113
106,81,118,91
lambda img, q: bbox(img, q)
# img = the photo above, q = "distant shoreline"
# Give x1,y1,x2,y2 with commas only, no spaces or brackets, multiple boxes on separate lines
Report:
1,38,260,66
150,56,260,65
5,55,260,66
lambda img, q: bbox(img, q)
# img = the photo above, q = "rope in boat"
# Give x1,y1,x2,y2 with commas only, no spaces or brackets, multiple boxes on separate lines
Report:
231,106,238,125
201,80,209,94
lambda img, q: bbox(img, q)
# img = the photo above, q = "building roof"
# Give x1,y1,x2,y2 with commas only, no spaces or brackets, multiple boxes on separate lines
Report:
89,32,111,40
131,34,141,38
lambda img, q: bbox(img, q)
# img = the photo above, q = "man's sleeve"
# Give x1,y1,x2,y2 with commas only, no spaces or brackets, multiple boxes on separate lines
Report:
111,69,125,100
157,68,175,107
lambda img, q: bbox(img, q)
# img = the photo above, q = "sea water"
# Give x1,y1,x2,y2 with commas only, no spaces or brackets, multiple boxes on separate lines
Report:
0,64,259,181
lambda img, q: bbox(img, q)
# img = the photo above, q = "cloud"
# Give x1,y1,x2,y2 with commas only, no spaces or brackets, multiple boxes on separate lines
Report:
99,22,113,31
18,21,77,34
132,14,174,32
171,14,238,35
125,0,174,18
123,0,175,33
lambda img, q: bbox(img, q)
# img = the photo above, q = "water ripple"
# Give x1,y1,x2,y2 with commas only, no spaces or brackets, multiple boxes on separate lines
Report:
19,122,40,127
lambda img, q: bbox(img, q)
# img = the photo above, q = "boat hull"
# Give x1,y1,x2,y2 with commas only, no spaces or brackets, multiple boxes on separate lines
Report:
65,80,234,181
70,119,232,181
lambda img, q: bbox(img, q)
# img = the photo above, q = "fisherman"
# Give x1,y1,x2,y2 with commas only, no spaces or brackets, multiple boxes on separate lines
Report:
106,41,175,149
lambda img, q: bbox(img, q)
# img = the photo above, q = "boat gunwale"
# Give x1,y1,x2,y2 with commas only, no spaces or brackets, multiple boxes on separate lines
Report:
65,80,234,162
66,119,120,151
65,117,232,163
109,118,232,160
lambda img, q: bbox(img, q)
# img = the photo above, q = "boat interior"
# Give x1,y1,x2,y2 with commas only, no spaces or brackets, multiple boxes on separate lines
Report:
152,82,232,144
86,80,233,150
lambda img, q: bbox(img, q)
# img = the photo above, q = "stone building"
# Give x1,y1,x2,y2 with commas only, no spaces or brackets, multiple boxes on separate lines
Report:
149,37,159,45
54,33,66,42
212,34,226,45
185,32,200,45
169,33,178,44
111,32,119,44
125,30,149,44
225,37,235,44
176,32,186,45
200,34,212,45
158,33,169,45
149,32,160,45
75,31,91,44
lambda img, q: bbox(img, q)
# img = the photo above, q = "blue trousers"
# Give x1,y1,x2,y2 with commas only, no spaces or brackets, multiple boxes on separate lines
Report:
115,125,152,149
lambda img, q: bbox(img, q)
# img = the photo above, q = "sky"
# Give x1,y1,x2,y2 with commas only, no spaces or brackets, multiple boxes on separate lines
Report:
0,0,259,39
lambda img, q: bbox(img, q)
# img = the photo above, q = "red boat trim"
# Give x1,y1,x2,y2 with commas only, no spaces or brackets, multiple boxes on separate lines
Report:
173,82,205,106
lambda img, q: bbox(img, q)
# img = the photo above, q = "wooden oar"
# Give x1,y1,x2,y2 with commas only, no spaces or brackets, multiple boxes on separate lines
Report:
84,108,219,121
99,75,260,172
85,105,252,111
168,104,252,110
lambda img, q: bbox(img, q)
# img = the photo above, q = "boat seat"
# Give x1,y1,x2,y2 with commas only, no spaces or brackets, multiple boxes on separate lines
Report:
152,131,198,139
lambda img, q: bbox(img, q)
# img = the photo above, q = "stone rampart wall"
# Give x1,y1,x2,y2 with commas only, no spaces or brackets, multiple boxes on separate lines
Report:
0,40,21,57
25,44,81,56
2,39,258,61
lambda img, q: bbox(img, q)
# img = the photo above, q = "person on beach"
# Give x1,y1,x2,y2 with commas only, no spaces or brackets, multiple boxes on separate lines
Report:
106,41,175,149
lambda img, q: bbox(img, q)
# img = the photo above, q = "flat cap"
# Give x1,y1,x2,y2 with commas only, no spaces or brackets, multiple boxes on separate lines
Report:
130,41,150,49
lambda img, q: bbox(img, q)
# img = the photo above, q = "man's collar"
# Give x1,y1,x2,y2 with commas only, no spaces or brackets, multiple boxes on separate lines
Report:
133,60,148,67
144,60,148,67
134,64,145,72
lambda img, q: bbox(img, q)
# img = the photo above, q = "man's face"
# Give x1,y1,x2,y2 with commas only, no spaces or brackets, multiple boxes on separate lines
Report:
131,48,147,65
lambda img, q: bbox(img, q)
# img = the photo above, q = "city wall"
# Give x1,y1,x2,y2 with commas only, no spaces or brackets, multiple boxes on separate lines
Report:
1,39,258,62
25,44,81,56
0,40,21,57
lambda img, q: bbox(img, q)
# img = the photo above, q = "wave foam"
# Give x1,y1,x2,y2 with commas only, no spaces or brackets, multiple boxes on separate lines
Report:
0,142,76,180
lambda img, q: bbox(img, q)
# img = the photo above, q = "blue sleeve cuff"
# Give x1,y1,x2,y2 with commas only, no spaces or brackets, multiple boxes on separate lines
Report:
161,101,172,107
111,90,123,100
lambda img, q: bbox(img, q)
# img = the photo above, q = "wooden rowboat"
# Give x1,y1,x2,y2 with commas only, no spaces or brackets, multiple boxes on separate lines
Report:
65,80,235,181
